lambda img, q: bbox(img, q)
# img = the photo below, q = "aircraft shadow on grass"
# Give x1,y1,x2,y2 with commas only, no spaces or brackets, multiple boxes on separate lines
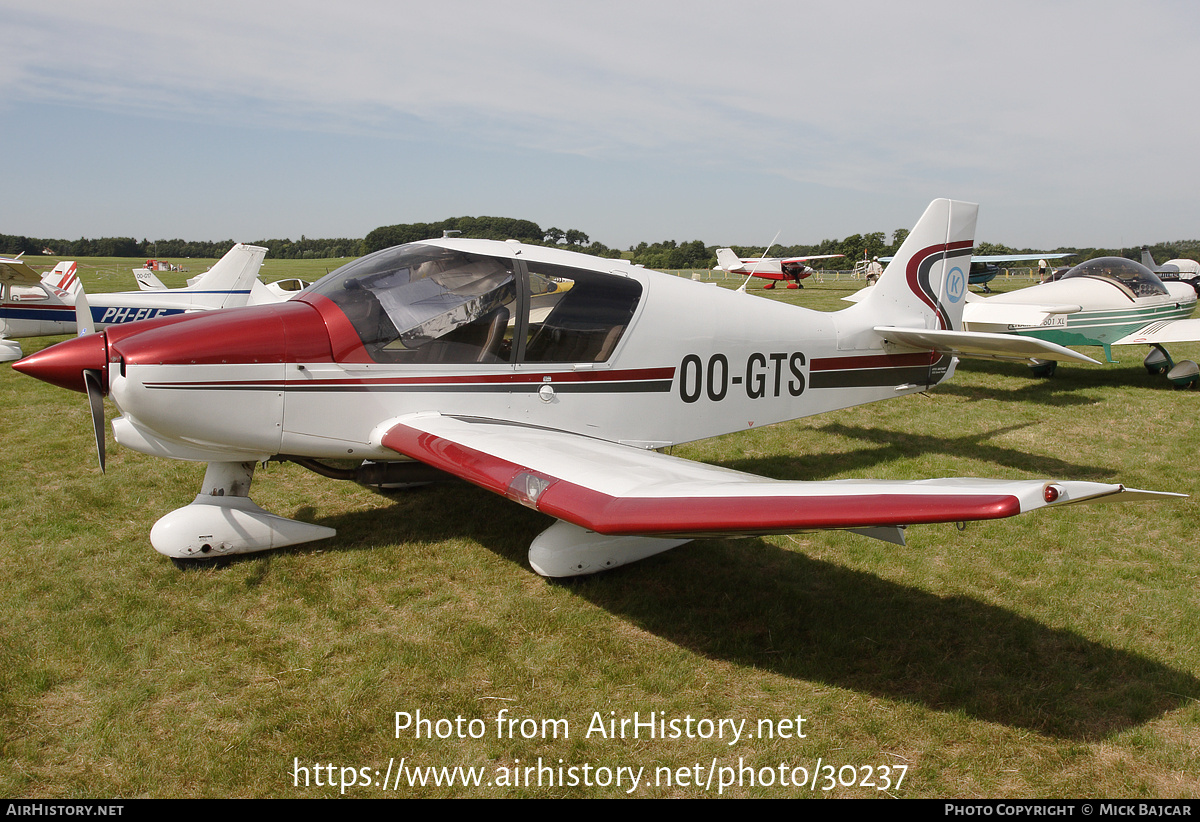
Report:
289,483,1198,742
950,357,1193,403
796,422,1117,483
693,421,1116,485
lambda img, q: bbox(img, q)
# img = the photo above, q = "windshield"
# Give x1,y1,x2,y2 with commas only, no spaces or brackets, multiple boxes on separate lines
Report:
309,245,518,363
1061,257,1169,298
308,243,643,365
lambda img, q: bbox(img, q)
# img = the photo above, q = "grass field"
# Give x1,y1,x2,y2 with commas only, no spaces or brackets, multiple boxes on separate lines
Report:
2,257,1198,797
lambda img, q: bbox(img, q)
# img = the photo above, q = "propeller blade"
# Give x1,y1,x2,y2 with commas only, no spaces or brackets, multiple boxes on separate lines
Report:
74,288,94,336
83,369,106,473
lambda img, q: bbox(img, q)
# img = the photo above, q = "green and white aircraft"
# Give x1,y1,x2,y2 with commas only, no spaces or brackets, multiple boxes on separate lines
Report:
962,256,1200,383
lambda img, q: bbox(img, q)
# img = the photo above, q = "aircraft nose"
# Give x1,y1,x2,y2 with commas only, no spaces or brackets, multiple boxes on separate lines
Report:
12,332,108,394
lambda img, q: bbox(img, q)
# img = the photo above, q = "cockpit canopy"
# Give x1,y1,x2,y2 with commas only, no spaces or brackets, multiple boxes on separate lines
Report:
1061,257,1169,298
307,243,642,364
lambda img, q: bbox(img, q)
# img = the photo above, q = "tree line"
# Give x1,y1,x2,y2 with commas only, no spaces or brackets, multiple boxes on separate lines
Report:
4,217,1197,269
0,234,360,261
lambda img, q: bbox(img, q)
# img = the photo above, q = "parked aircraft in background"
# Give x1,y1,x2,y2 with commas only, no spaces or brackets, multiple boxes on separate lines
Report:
967,253,1074,291
879,252,1074,292
0,244,268,362
16,200,1170,577
714,248,844,288
962,256,1200,384
133,262,310,304
0,259,81,361
1141,247,1200,285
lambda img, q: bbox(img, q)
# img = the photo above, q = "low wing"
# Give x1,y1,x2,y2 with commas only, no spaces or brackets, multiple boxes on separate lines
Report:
874,326,1101,364
379,413,1158,541
0,257,42,285
1114,318,1200,346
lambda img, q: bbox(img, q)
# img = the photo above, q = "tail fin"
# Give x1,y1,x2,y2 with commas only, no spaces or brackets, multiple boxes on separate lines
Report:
183,244,268,308
1141,247,1157,269
859,200,1099,367
41,261,81,299
715,248,744,272
859,199,976,331
134,268,168,290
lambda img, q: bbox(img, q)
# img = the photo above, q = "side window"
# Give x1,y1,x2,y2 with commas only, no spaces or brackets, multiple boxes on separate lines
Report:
9,284,51,302
316,246,518,364
522,262,641,363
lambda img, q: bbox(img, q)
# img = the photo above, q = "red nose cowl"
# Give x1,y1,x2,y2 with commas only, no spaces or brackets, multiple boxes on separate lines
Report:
12,332,108,394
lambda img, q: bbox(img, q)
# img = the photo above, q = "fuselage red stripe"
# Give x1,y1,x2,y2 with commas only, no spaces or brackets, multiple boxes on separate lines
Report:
810,352,936,371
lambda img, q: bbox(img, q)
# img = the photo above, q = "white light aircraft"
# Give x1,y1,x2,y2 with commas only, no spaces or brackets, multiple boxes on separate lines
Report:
962,256,1200,382
714,248,844,288
133,259,310,303
1140,247,1200,283
0,244,269,362
14,200,1175,577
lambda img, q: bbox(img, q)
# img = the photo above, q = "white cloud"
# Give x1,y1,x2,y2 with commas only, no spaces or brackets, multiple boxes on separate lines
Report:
2,0,1198,245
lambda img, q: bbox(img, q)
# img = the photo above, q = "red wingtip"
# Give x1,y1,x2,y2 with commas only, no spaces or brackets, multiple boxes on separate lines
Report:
12,333,108,394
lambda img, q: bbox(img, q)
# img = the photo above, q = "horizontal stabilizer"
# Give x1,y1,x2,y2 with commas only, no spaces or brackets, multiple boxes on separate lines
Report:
962,301,1081,328
874,326,1101,365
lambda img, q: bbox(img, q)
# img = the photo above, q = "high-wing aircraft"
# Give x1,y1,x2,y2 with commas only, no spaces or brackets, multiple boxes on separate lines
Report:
0,258,83,361
0,243,269,362
714,248,844,288
962,256,1200,381
15,200,1173,577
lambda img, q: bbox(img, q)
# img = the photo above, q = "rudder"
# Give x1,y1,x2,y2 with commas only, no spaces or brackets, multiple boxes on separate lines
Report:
860,199,976,331
184,243,268,308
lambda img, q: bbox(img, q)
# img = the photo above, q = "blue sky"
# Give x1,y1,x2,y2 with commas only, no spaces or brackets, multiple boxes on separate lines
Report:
2,1,1197,250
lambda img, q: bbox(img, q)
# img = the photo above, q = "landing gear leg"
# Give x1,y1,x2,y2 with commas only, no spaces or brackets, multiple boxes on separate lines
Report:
1029,359,1057,378
150,461,336,563
1144,345,1174,376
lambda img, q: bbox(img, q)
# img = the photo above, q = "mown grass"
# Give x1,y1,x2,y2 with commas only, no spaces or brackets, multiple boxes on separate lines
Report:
1,260,1197,797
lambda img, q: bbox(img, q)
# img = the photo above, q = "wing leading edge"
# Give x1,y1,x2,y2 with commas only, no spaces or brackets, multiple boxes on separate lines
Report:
379,413,1169,575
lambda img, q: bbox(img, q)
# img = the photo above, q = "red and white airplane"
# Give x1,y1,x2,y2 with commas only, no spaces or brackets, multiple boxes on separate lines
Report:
0,244,269,362
14,200,1173,576
714,247,844,288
